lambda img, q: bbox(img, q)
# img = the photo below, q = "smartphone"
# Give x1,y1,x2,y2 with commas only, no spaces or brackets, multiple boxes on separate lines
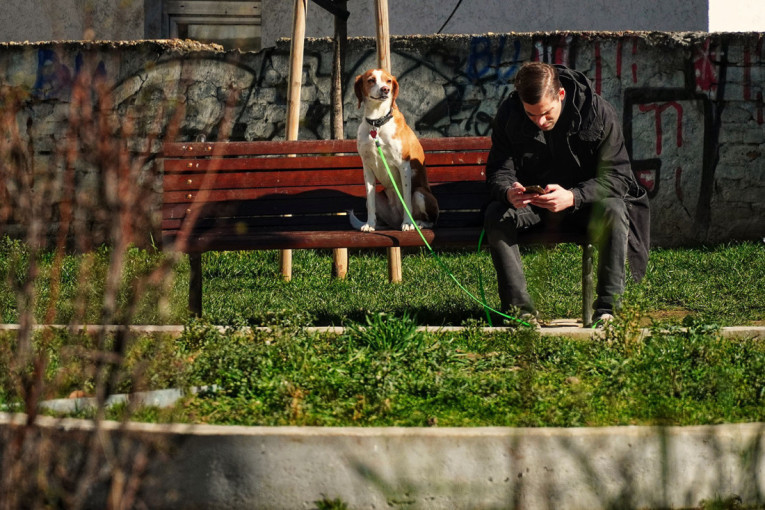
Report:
524,185,547,195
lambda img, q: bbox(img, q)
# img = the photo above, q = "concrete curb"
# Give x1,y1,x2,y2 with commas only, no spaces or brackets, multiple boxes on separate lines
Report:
1,322,764,340
1,413,764,509
37,388,186,414
35,387,218,415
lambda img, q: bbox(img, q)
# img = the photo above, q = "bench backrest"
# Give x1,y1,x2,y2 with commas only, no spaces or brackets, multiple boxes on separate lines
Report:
162,136,491,243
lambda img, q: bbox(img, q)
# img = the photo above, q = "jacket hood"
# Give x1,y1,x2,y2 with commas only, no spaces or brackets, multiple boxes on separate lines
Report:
555,65,602,140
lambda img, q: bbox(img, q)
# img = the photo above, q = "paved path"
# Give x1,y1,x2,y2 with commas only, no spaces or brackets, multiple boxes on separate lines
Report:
1,322,764,339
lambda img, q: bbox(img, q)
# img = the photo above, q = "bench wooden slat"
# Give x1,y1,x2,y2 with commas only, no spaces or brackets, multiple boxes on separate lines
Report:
162,139,359,157
163,151,486,177
164,226,490,252
163,154,363,173
420,137,492,151
163,168,363,191
428,166,484,182
162,197,367,221
163,216,482,234
162,205,484,236
163,186,366,206
163,166,484,193
163,186,486,217
163,205,483,229
164,228,436,251
162,136,490,158
164,226,587,253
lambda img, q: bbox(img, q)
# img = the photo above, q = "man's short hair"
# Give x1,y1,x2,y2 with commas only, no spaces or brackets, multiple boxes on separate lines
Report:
514,62,562,105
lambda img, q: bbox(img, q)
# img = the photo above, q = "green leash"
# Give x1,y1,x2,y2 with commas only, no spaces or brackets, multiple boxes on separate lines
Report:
373,139,530,327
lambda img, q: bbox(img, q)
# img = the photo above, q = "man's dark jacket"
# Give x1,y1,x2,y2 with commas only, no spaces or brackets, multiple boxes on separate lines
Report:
485,65,650,281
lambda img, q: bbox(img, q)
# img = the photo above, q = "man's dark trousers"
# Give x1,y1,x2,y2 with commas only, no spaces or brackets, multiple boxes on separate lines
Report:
483,197,630,319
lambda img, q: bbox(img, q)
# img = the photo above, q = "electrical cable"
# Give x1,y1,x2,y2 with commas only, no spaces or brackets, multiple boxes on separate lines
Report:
437,0,464,34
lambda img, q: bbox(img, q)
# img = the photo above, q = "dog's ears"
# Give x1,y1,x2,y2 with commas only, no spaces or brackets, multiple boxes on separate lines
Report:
390,75,399,108
354,73,364,109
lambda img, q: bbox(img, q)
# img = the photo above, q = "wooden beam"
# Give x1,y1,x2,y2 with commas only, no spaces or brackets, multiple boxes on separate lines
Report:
331,0,349,280
287,0,307,142
375,0,398,278
282,0,309,281
374,0,391,72
387,246,402,283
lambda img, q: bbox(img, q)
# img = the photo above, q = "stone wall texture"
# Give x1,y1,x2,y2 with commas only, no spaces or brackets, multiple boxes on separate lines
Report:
0,32,763,247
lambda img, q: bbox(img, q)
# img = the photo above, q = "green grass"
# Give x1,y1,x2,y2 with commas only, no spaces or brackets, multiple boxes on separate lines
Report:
1,236,763,327
4,314,765,428
1,237,764,427
93,314,765,428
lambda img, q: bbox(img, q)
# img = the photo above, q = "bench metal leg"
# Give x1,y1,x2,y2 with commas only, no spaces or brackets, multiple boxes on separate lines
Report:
189,252,203,317
279,249,292,282
387,247,402,283
581,243,594,326
332,248,348,279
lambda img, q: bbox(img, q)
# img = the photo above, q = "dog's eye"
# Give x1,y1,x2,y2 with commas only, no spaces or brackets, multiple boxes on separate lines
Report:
367,78,375,84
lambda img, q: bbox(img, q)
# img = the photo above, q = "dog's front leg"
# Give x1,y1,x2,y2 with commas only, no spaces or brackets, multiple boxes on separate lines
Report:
399,161,415,231
361,163,377,232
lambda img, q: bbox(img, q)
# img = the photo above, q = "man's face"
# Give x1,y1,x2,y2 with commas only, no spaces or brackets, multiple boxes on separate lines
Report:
521,88,566,131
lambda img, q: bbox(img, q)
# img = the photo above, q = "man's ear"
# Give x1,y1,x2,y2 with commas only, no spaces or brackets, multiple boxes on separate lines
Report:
559,88,566,101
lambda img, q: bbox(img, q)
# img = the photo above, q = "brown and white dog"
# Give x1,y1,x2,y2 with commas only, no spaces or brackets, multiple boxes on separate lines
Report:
350,69,438,232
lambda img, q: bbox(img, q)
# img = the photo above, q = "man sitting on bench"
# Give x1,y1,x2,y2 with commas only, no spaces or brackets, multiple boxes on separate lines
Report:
483,62,650,326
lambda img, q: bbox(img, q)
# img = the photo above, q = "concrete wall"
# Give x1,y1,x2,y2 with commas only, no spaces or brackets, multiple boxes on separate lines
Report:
0,32,763,247
2,413,765,509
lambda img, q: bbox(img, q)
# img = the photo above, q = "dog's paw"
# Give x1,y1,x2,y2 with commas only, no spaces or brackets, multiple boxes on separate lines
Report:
401,222,415,231
361,223,376,232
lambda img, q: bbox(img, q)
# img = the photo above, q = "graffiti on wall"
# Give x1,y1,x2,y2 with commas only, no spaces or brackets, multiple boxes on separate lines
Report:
32,49,107,99
370,33,761,243
8,34,762,245
270,32,762,243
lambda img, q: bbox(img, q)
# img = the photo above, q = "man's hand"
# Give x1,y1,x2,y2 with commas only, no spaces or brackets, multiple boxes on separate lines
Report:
529,184,574,212
506,182,538,209
507,183,574,212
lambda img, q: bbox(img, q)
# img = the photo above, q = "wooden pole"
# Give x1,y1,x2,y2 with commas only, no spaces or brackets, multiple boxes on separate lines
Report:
331,0,349,279
374,0,391,73
374,0,401,282
280,0,308,281
331,0,347,141
286,0,307,141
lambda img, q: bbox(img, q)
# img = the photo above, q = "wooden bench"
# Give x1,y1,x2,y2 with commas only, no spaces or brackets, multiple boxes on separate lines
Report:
161,136,595,325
